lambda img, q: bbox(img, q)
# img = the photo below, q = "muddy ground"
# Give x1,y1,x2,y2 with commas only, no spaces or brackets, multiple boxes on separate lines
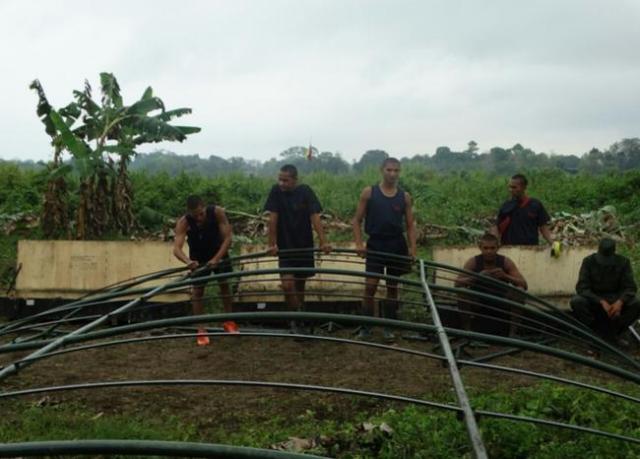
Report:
1,325,630,428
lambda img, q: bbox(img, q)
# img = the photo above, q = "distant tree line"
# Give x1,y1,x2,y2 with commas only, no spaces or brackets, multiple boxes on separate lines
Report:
6,137,640,177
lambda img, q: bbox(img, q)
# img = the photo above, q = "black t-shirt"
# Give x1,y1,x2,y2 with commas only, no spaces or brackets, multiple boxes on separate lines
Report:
497,197,550,245
263,184,322,249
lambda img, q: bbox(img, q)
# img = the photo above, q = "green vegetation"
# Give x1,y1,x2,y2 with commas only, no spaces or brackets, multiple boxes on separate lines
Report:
2,383,639,458
30,74,200,239
2,163,640,289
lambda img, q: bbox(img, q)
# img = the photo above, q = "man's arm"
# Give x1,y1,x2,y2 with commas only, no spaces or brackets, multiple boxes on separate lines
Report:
537,201,553,245
173,217,198,270
455,257,477,288
611,260,638,317
539,224,554,245
352,187,371,257
207,207,233,266
404,192,417,258
311,213,331,254
502,258,528,290
267,211,278,256
575,258,601,303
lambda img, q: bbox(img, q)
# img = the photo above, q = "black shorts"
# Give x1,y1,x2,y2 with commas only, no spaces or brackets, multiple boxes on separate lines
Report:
365,236,411,277
278,249,315,279
190,255,233,283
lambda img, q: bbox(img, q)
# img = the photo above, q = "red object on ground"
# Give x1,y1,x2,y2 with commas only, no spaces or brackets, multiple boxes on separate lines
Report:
196,328,210,346
223,321,240,334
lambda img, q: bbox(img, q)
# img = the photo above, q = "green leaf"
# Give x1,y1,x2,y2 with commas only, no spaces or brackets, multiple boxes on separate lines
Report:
127,97,164,116
73,90,101,116
49,110,90,159
100,72,123,108
153,108,192,122
29,79,56,137
48,163,73,180
174,125,202,135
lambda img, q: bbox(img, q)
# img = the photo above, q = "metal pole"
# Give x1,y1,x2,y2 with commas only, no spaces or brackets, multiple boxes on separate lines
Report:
0,439,326,458
419,260,488,459
0,269,195,382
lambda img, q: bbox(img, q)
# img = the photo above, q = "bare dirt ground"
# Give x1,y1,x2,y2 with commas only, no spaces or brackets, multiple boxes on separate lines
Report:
1,326,628,428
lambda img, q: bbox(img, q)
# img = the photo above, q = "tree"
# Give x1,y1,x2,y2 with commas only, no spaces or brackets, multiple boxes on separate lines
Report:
31,73,200,239
353,150,388,172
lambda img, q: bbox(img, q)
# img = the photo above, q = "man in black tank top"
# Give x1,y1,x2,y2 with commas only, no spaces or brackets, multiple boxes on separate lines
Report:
455,233,527,336
352,157,417,340
173,195,234,344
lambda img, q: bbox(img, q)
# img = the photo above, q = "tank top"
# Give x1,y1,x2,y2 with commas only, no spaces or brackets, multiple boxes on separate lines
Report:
471,254,507,294
472,254,506,272
364,184,406,238
185,205,222,263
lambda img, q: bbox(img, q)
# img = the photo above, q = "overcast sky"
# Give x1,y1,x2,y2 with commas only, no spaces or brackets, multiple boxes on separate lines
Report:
1,0,639,163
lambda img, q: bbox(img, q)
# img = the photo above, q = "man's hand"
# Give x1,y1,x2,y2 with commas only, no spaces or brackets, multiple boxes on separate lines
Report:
600,299,612,316
609,299,623,318
267,245,278,256
491,268,509,281
186,260,199,271
320,242,332,255
355,243,366,258
481,268,505,279
206,257,220,268
409,247,417,260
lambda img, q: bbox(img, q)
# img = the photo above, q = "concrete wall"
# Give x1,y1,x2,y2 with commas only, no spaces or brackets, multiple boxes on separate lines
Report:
14,240,370,303
15,240,590,304
432,245,595,298
15,240,188,301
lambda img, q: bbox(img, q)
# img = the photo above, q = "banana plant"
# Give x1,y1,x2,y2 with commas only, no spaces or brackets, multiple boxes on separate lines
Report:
31,73,200,238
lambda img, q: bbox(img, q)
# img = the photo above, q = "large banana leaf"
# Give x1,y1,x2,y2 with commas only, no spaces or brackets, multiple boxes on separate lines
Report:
49,110,90,160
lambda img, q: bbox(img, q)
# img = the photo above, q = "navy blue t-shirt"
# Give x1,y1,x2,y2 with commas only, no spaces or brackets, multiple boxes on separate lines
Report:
263,184,322,249
497,197,550,245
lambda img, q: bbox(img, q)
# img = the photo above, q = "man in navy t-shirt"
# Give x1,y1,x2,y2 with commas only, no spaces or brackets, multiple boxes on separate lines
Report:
491,174,554,246
352,157,417,340
264,164,331,329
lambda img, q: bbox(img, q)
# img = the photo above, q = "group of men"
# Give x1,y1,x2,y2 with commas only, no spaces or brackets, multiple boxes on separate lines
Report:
455,174,639,345
173,162,639,348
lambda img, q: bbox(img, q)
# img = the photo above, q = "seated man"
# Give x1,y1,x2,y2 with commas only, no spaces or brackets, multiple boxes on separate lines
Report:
454,233,527,336
570,238,640,345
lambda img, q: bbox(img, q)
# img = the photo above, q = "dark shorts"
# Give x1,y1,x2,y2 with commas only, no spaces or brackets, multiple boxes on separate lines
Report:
190,255,233,285
278,249,315,279
365,236,411,278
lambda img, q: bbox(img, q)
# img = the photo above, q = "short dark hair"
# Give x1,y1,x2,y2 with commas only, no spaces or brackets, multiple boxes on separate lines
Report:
381,157,401,168
186,195,204,211
511,174,528,187
280,164,298,179
478,232,499,245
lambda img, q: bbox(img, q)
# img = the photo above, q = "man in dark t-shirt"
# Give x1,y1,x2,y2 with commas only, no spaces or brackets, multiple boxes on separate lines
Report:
570,238,640,345
352,157,417,340
264,164,331,326
491,174,554,246
173,195,234,345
